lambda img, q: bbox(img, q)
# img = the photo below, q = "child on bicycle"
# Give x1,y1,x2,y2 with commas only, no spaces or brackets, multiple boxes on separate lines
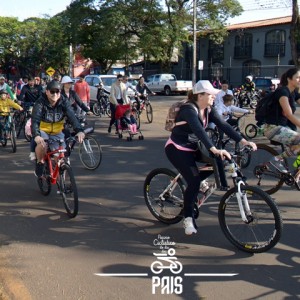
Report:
0,90,23,141
120,109,137,134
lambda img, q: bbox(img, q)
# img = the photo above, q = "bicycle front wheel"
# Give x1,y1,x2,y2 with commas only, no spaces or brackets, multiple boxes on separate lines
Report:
146,103,153,123
144,168,184,224
37,162,51,196
92,102,101,116
78,136,102,170
218,185,282,253
58,163,78,218
244,143,285,195
244,124,257,139
9,125,17,153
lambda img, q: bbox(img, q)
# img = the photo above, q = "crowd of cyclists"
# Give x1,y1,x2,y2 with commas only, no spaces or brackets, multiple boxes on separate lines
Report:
1,68,300,235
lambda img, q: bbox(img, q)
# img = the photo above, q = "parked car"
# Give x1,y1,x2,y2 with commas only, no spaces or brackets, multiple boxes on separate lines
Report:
253,77,280,93
146,73,192,96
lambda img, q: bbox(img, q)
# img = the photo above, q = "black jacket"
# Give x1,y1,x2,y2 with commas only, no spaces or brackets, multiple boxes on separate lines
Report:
31,94,84,138
61,89,89,113
20,84,43,104
171,103,242,151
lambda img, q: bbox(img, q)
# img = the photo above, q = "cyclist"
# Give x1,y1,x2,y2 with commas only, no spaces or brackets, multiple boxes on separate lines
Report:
19,76,43,106
0,90,23,142
135,76,155,111
240,75,256,106
214,79,233,107
165,80,257,235
263,68,300,173
31,80,85,177
60,75,90,115
0,76,16,101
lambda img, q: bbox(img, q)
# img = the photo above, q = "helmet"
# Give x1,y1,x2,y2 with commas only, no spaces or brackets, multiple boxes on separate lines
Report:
61,76,73,84
245,75,253,81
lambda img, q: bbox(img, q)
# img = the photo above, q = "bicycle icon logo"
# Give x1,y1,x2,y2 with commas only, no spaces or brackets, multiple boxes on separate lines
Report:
150,248,183,275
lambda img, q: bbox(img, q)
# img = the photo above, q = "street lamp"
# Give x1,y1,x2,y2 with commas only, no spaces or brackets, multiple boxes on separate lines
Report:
192,0,197,85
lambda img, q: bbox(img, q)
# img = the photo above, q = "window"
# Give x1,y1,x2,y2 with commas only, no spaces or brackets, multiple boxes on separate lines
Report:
234,33,252,59
264,30,285,57
208,41,224,61
209,62,223,81
85,76,93,86
242,60,261,79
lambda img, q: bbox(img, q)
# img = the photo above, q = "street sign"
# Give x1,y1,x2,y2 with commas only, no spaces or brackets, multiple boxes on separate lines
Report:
46,67,56,76
198,60,204,70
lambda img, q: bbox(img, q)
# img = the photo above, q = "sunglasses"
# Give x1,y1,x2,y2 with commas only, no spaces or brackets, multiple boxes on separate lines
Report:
49,90,60,95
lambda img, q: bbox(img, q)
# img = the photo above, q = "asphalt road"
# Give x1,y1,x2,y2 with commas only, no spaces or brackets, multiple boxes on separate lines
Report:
0,95,300,299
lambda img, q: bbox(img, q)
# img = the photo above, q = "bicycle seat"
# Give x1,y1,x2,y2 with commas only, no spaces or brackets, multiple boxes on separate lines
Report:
270,140,284,147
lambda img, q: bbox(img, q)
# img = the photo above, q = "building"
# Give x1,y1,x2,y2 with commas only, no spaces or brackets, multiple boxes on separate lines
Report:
186,16,298,87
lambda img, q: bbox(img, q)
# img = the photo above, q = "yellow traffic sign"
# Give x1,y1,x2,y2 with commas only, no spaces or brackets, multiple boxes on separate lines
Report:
46,67,56,76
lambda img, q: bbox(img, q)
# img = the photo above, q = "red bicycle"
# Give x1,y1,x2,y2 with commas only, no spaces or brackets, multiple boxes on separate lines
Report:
37,138,78,218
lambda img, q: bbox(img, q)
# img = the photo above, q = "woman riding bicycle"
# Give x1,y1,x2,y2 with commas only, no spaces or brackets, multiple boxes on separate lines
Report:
164,80,256,235
263,68,300,173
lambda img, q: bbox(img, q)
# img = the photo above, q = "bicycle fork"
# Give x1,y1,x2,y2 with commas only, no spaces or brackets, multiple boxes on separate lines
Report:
235,181,253,224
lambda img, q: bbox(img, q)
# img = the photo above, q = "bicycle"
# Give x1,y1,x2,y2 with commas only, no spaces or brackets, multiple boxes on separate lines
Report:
37,138,79,218
66,127,102,170
64,115,102,170
143,149,282,253
92,87,111,117
244,140,300,195
244,123,264,139
205,113,251,168
0,113,17,153
132,93,153,128
13,102,33,141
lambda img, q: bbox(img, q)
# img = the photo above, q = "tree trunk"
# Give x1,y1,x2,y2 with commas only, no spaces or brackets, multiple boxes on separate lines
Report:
290,0,300,67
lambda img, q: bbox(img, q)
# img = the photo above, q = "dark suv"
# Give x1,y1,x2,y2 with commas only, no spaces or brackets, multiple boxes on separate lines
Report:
253,77,280,93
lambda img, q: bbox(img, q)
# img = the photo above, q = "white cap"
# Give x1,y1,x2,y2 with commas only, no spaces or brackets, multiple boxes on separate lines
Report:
193,80,220,95
61,76,73,84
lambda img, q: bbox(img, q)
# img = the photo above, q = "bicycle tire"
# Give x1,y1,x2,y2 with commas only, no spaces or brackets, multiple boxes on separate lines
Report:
58,163,78,218
244,124,258,139
10,125,17,153
146,103,153,123
218,185,282,253
132,110,140,129
244,143,285,195
144,168,184,224
92,102,101,116
37,163,51,196
78,136,102,170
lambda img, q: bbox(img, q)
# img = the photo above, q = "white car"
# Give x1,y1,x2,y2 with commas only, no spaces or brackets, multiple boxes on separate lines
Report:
85,74,136,101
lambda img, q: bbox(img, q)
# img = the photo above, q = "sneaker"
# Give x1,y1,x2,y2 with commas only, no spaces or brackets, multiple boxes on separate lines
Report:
29,152,36,161
269,157,288,173
108,126,111,133
183,217,197,235
34,162,45,177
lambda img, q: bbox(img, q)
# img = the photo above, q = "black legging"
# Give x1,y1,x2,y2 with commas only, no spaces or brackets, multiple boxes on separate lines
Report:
165,144,227,219
109,99,124,128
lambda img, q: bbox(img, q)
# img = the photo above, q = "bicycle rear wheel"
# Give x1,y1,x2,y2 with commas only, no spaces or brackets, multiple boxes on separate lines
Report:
144,168,184,224
146,103,153,123
243,143,285,195
244,124,258,139
37,163,51,196
218,185,282,253
78,136,102,170
92,102,101,116
58,163,78,218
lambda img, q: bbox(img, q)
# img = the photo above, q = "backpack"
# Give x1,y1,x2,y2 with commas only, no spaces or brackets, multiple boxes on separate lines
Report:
254,92,275,123
165,100,193,131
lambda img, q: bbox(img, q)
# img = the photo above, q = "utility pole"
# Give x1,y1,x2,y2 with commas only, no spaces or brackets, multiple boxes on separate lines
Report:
192,0,197,85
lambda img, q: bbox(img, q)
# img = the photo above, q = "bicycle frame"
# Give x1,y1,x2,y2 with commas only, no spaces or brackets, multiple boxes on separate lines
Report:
44,141,67,185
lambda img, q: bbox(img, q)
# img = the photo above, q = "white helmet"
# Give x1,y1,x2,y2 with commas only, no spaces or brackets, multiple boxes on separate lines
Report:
245,75,253,81
61,75,73,84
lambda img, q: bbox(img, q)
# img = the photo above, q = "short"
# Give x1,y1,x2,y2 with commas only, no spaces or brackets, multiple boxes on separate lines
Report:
264,124,300,145
40,131,65,151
